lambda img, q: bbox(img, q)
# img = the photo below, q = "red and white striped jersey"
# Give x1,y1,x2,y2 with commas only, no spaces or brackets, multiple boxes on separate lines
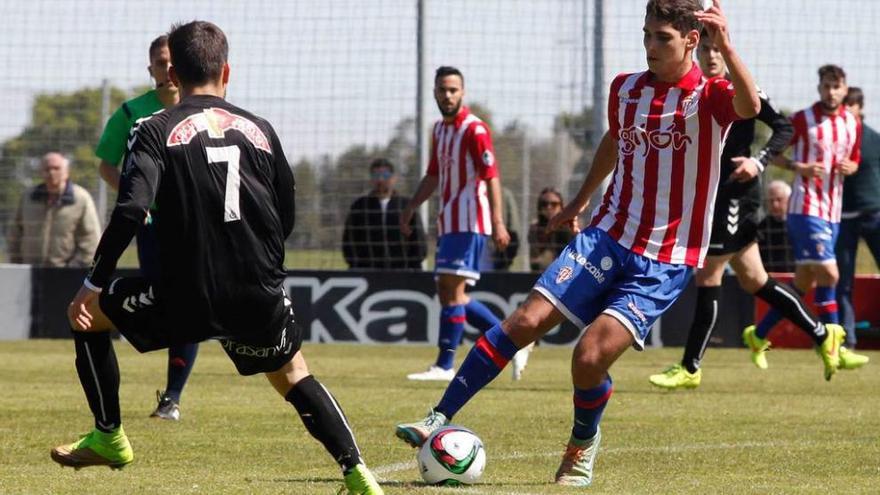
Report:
427,106,499,236
787,103,861,222
590,65,740,268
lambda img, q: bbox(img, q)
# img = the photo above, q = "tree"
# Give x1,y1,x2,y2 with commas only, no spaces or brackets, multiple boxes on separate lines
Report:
0,86,130,233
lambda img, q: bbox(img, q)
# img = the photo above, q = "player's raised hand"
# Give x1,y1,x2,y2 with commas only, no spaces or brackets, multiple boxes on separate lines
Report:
695,0,732,52
730,156,760,182
68,285,99,331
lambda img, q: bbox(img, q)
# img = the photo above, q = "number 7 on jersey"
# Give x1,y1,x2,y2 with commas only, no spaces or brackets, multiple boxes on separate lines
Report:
206,145,241,222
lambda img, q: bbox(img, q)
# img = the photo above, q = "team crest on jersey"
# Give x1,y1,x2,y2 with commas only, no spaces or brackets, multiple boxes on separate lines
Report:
166,107,272,153
556,266,574,284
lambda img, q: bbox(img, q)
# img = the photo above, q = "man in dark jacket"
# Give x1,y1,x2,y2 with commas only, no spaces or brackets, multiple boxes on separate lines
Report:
342,158,426,269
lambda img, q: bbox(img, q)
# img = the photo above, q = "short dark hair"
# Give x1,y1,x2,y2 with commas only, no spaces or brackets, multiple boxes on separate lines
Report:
435,66,464,86
645,0,702,35
845,87,864,108
818,64,846,83
148,35,168,60
167,21,228,86
369,158,394,174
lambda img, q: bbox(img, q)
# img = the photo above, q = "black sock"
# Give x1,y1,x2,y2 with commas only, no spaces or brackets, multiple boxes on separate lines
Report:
754,279,826,346
681,286,721,373
285,375,362,473
72,330,121,432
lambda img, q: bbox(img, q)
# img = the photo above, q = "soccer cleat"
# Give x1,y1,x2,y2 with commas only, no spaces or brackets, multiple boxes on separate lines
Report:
394,409,448,448
839,346,870,370
50,426,134,470
648,364,702,390
555,428,601,487
742,325,770,370
511,342,535,381
150,390,180,421
406,365,455,382
817,324,844,381
339,464,384,495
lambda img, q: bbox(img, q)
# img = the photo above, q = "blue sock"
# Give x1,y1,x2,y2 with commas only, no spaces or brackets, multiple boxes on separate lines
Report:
464,299,501,332
814,286,839,324
165,343,198,403
436,324,519,419
572,376,613,441
435,305,466,370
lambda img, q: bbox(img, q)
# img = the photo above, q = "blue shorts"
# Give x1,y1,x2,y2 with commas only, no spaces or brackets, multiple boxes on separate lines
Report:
533,227,692,350
435,233,487,283
786,214,839,265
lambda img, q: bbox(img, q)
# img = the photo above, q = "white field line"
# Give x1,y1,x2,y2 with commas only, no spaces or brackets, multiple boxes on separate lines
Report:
373,438,828,493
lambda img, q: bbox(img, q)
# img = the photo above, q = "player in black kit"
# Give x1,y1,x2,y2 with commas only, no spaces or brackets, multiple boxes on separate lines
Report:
649,29,853,389
50,21,383,495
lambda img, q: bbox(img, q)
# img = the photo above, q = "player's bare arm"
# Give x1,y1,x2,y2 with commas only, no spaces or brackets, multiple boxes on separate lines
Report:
99,160,121,191
838,159,859,176
400,174,438,236
486,176,510,250
696,0,759,119
548,131,617,233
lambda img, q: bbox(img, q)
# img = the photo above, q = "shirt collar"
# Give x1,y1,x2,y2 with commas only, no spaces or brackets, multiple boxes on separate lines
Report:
812,101,847,118
646,63,703,91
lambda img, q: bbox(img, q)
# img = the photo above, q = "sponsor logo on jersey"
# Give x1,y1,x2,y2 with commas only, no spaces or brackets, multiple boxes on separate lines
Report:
619,123,692,158
166,107,272,153
566,251,606,284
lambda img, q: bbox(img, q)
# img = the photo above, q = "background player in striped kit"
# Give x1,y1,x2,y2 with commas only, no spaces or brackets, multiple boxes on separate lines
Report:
648,29,863,390
748,65,868,377
95,35,198,421
396,0,761,486
400,66,516,382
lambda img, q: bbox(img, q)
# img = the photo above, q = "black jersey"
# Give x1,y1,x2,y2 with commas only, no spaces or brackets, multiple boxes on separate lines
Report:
88,95,296,342
717,89,793,200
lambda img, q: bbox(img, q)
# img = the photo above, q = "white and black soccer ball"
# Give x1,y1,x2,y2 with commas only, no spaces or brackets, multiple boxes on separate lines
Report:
418,426,486,486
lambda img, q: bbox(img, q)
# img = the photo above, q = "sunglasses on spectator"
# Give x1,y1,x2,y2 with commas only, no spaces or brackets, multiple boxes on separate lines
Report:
539,200,562,208
371,171,393,179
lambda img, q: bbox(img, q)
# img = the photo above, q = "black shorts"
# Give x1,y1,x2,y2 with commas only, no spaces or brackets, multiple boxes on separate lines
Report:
707,196,761,256
100,276,301,376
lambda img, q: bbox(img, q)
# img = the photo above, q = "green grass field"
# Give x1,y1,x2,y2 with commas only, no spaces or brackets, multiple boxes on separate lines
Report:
2,341,878,494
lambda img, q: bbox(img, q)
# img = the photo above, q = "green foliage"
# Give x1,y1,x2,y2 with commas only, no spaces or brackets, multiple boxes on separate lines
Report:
2,341,878,494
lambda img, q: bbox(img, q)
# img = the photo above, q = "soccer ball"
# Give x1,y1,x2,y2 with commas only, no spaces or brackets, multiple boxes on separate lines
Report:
418,426,486,486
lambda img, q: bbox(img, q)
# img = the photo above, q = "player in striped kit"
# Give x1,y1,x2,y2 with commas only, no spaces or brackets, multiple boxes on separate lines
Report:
397,0,761,486
747,64,868,375
401,66,516,382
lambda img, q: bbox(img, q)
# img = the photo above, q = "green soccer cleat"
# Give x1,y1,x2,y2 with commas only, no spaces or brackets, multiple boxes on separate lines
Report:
648,364,702,390
394,409,448,448
839,346,870,370
742,325,770,370
339,464,384,495
816,324,845,381
50,426,134,470
555,428,601,487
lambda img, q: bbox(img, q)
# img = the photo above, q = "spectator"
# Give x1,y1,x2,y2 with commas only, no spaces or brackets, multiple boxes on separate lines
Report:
7,152,100,267
342,158,426,269
528,187,576,271
836,87,880,347
758,180,795,273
